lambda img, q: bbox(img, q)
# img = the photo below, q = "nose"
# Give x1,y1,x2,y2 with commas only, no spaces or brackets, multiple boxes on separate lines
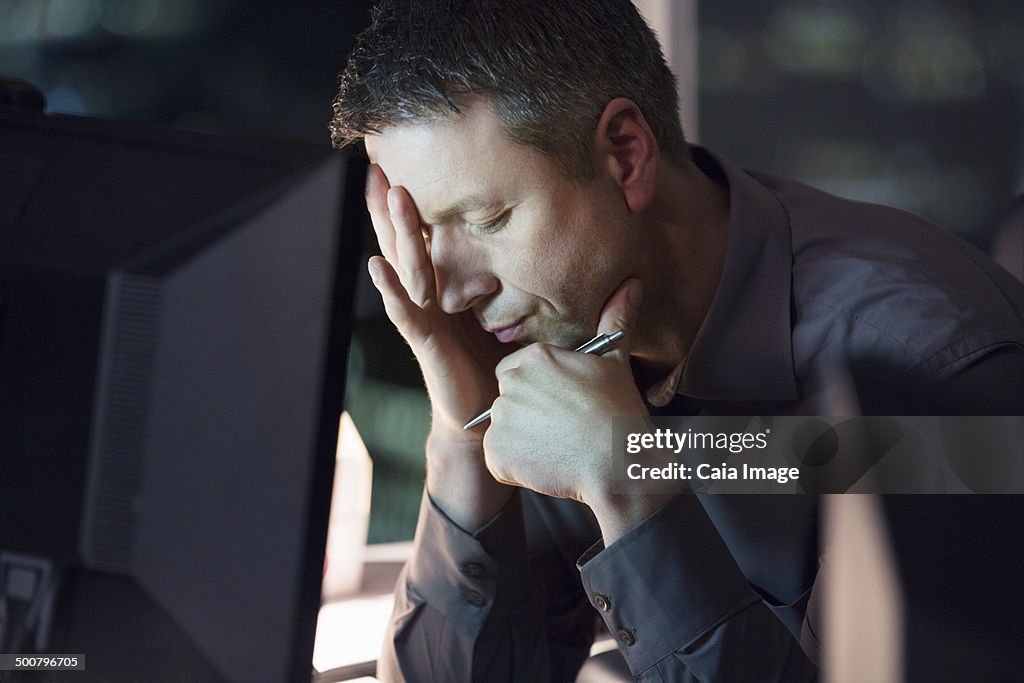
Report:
429,231,498,314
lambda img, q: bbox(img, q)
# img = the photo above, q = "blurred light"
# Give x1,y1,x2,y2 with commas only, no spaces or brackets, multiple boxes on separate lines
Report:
590,638,618,656
100,0,161,36
862,9,986,101
825,495,903,681
42,66,116,117
764,6,870,77
348,379,430,466
43,0,101,39
312,595,394,673
321,412,373,602
0,0,207,44
699,26,747,91
0,0,46,44
790,139,884,180
0,0,104,43
139,0,205,39
42,84,88,114
0,47,40,76
793,140,989,235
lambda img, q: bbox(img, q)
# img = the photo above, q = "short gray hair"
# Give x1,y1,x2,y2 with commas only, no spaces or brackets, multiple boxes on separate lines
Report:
330,0,689,178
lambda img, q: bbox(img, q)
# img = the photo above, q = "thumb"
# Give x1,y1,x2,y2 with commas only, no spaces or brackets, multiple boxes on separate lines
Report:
595,278,643,362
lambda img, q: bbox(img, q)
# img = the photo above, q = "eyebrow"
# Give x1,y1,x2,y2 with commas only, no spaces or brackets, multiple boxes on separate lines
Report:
424,194,503,226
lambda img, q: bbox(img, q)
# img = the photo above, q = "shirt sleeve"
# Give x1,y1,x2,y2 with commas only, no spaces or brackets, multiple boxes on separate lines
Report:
577,495,820,682
377,490,596,683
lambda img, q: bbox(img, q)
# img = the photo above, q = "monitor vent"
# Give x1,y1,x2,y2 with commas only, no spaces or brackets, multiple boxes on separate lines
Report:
81,274,161,573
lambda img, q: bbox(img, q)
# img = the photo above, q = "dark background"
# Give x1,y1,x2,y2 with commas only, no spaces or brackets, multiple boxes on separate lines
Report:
3,0,1022,542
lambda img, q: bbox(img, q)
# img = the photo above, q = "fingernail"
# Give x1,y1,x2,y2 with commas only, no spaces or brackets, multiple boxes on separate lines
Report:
386,188,398,211
368,260,381,284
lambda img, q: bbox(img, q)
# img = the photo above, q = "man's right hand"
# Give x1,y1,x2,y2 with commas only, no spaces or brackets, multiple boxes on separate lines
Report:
365,163,516,530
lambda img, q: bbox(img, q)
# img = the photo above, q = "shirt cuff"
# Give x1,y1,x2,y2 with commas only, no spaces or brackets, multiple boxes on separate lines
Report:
577,495,762,674
405,490,533,631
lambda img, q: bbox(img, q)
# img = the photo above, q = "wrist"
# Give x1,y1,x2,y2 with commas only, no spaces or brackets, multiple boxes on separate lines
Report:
425,428,514,532
588,491,676,546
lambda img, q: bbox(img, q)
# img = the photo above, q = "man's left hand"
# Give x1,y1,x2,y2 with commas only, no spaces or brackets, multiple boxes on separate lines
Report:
482,278,648,507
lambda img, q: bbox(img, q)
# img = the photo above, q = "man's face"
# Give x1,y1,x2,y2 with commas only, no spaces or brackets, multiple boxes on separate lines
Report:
365,101,638,348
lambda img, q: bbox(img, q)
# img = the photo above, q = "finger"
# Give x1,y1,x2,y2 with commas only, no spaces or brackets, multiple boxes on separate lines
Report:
365,164,398,263
367,256,430,345
595,278,643,362
388,185,436,308
494,344,561,399
494,344,531,376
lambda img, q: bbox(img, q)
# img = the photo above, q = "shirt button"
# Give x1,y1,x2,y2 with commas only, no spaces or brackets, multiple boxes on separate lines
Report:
593,593,612,612
466,591,487,607
461,562,485,578
617,628,636,647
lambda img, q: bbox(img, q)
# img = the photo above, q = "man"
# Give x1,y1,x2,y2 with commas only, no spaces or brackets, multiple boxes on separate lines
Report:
330,1,1024,680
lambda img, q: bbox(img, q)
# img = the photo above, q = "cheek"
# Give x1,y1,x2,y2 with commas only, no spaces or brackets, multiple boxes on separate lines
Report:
538,216,628,313
503,189,631,310
560,199,633,281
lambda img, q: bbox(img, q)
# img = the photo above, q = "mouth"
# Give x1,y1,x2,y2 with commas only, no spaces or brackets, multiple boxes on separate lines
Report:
486,319,524,344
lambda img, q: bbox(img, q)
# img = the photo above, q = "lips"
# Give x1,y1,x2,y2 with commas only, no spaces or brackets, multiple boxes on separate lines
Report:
487,319,524,344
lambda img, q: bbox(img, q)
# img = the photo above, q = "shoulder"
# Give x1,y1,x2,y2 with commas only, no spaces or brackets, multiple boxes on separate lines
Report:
752,172,1024,378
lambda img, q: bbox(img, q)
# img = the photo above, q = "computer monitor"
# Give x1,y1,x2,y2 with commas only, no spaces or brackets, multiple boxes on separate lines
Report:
0,105,365,681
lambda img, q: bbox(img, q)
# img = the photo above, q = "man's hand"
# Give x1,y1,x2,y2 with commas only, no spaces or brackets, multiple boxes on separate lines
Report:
483,279,673,543
364,164,515,529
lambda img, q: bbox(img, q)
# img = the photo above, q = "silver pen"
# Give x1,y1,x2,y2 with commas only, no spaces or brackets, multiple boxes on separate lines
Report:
462,330,625,430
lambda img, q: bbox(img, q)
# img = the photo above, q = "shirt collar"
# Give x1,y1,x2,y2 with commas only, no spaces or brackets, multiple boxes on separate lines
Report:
650,147,798,404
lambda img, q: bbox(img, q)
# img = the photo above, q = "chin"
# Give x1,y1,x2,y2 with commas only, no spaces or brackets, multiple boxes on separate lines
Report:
524,320,591,350
552,331,590,350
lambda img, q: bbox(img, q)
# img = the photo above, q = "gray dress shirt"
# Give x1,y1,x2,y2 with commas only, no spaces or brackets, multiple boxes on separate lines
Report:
376,147,1024,682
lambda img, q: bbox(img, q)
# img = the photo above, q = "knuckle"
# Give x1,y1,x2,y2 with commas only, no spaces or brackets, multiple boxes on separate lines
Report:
495,370,518,393
494,357,514,377
526,343,553,364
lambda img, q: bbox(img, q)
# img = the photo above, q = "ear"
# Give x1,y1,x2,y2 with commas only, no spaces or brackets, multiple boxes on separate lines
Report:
594,98,658,213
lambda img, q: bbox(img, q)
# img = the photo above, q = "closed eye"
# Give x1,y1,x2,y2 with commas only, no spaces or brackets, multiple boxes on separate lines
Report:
471,209,511,235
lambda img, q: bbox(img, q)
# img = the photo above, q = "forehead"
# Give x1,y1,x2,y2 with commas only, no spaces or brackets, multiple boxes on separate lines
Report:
364,103,562,222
